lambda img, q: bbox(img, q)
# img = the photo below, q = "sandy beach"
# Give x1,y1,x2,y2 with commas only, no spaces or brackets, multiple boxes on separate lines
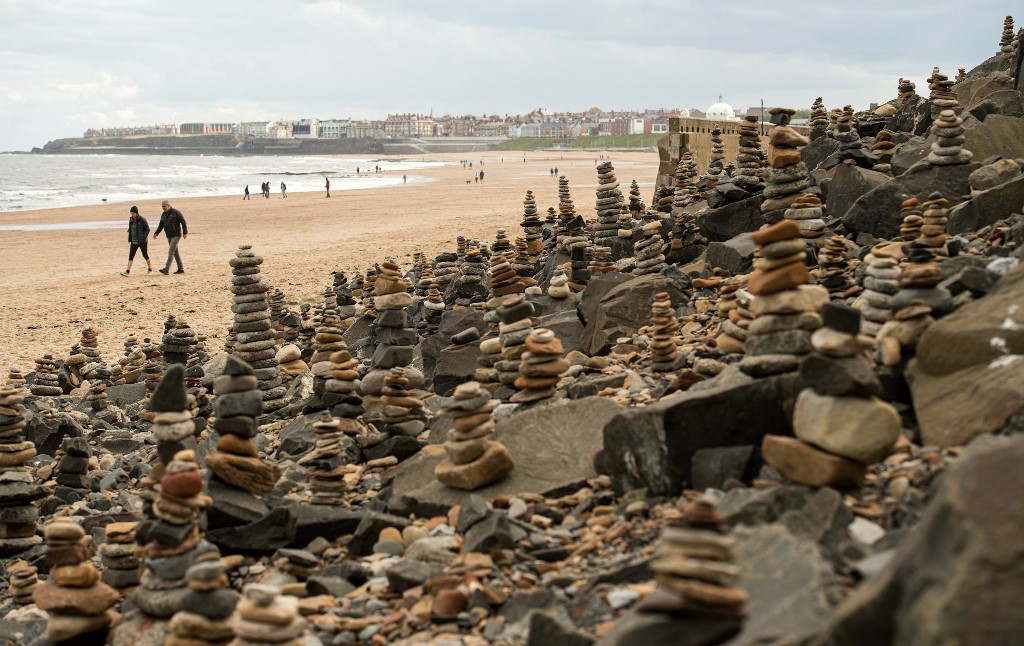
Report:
0,150,658,370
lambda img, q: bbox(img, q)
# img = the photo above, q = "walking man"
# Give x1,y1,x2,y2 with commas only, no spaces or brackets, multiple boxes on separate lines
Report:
281,181,287,198
153,200,188,275
243,185,250,200
325,177,331,198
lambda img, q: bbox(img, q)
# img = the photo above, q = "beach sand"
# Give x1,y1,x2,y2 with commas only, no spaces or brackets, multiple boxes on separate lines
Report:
0,150,658,371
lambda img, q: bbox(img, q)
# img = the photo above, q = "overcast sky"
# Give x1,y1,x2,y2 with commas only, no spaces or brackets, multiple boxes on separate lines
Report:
0,0,1016,151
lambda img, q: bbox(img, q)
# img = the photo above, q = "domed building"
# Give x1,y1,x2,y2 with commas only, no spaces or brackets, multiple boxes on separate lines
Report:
706,95,739,121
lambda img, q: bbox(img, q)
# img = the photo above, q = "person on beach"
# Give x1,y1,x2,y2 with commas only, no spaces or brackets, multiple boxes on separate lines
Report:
479,170,485,182
281,181,287,198
153,200,188,275
120,205,152,276
403,174,407,184
243,185,250,200
474,172,479,183
325,177,331,198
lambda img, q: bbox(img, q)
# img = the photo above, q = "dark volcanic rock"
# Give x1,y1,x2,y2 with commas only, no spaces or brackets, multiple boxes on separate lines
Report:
432,342,482,397
690,445,756,491
827,164,891,222
706,232,757,277
947,173,1024,235
581,274,687,356
697,193,766,243
206,506,297,552
801,136,842,172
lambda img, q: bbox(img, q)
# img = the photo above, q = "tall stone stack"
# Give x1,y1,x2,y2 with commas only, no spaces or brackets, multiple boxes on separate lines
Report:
671,159,691,211
647,292,680,371
33,518,119,643
858,245,901,337
494,294,535,392
762,107,811,218
433,252,459,292
927,110,973,166
323,342,364,420
888,246,954,318
453,247,488,305
636,496,746,634
898,78,917,105
167,560,238,646
229,245,287,413
9,564,38,605
133,450,215,619
120,340,146,384
207,356,280,496
308,298,347,412
422,283,445,334
628,179,645,214
899,198,924,241
556,175,576,246
0,386,45,556
816,236,852,294
594,163,624,247
916,191,951,253
140,339,164,414
589,246,615,277
99,522,141,595
741,220,828,377
86,381,109,411
512,238,535,285
835,114,874,168
809,97,828,140
435,381,514,490
148,365,196,480
29,354,62,396
456,235,468,262
75,326,110,386
999,15,1015,59
491,228,513,256
521,190,544,256
633,213,667,276
763,303,899,488
511,328,567,403
715,277,751,355
162,320,198,366
369,260,416,380
871,130,896,173
414,260,434,298
54,436,91,502
231,583,307,646
375,366,427,437
706,128,726,185
299,412,351,505
734,115,763,189
7,365,27,388
928,68,959,117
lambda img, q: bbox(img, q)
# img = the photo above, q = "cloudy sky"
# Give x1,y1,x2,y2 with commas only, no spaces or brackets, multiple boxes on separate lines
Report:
0,0,1016,151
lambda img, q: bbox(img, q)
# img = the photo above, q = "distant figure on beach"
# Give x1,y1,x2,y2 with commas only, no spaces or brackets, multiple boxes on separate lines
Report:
549,168,553,177
243,185,250,200
403,174,407,184
153,200,187,275
554,166,558,175
264,181,270,198
325,177,331,198
479,170,485,182
120,205,152,276
281,181,287,198
474,172,479,183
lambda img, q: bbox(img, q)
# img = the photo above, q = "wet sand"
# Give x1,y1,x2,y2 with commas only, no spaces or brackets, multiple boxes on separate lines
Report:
0,150,658,370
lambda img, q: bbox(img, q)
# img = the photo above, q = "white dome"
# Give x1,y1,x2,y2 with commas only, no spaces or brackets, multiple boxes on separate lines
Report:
706,98,738,121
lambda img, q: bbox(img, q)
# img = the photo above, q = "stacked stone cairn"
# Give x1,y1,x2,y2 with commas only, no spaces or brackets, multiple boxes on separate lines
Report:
148,365,197,479
628,179,645,214
99,521,141,595
762,108,811,218
207,356,280,496
9,564,39,604
74,326,111,386
916,191,951,253
956,68,967,83
494,294,535,391
413,258,434,298
162,320,197,366
520,190,544,256
672,158,692,211
888,245,954,318
871,130,896,173
653,185,675,215
360,265,378,319
369,260,417,380
0,386,45,555
809,97,829,140
763,303,899,488
562,219,592,290
299,412,351,505
453,247,488,305
491,229,512,255
29,354,62,396
308,297,348,412
898,78,917,105
6,365,27,388
275,344,307,377
899,198,924,241
547,269,571,299
594,162,624,246
555,175,576,246
741,220,829,377
323,341,364,421
230,245,287,412
637,496,746,631
86,381,109,411
928,109,973,166
435,381,514,490
33,518,119,643
589,246,615,277
835,113,874,168
376,366,427,437
706,128,726,185
1000,16,1015,58
647,292,681,371
733,115,763,189
927,68,959,117
633,212,667,276
167,559,239,646
231,583,307,646
55,436,92,501
512,238,537,288
119,337,146,384
511,328,567,403
715,278,751,355
475,337,503,392
816,236,853,294
422,282,445,333
858,244,901,337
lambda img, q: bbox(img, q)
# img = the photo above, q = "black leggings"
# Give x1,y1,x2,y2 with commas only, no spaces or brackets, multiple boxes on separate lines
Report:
129,242,149,261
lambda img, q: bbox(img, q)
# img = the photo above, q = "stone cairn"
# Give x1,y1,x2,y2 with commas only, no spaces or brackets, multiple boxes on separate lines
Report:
29,354,62,396
762,107,812,220
898,78,917,105
511,328,567,404
324,341,364,421
422,282,445,333
928,68,959,117
308,293,347,413
276,343,307,378
547,269,571,299
562,218,592,290
495,294,535,393
359,265,378,319
956,68,967,83
369,260,416,383
647,292,680,371
0,385,45,555
231,583,307,646
809,97,829,140
134,450,215,619
73,326,111,386
637,496,746,631
55,436,91,502
763,303,900,488
9,563,38,605
653,185,674,215
835,113,874,168
916,191,951,253
555,175,576,246
332,271,355,325
858,244,901,337
230,245,287,412
453,247,488,306
589,246,615,277
928,109,973,166
435,381,515,490
1000,15,1015,59
521,189,544,256
633,212,667,276
167,559,239,646
594,162,624,247
207,356,281,496
299,412,351,505
119,335,146,384
741,220,829,377
734,115,763,189
99,521,142,595
6,365,27,388
816,235,852,294
715,277,751,355
706,128,726,186
888,245,954,318
33,518,119,643
432,251,459,294
376,366,427,437
162,320,197,366
899,197,924,241
513,239,537,289
628,179,645,214
871,130,896,173
672,158,692,211
149,364,197,480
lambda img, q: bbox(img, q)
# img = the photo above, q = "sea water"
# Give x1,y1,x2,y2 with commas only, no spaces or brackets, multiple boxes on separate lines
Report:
0,154,443,213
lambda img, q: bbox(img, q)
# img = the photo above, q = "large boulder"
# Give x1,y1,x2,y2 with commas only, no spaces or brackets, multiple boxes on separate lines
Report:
968,89,1024,120
947,173,1024,235
953,72,1014,109
389,397,624,515
432,342,482,397
841,162,980,238
706,232,757,277
908,266,1024,446
817,436,1024,646
826,164,891,221
697,193,766,243
962,113,1024,162
580,274,687,356
801,136,841,172
602,369,803,496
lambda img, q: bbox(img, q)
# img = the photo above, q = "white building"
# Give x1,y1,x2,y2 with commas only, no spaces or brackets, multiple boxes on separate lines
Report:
705,96,739,121
238,121,270,137
318,119,349,139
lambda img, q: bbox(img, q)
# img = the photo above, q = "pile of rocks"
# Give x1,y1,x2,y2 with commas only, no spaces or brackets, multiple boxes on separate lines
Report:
167,559,239,646
899,197,923,240
6,365,26,388
300,412,352,505
888,245,953,318
594,161,624,246
999,15,1015,58
810,97,828,139
715,278,751,355
207,356,280,496
29,354,62,396
308,300,347,412
556,175,576,246
762,107,811,217
547,269,571,299
706,128,726,185
835,114,874,167
521,189,544,256
276,344,307,377
376,366,427,437
633,214,667,276
511,328,567,403
734,115,763,187
99,521,141,594
0,386,45,555
9,564,38,605
333,270,357,322
763,303,899,487
741,220,828,377
229,245,287,412
898,78,917,105
86,381,109,411
435,381,514,490
149,365,197,478
370,261,416,379
927,68,959,117
672,157,694,211
589,246,615,277
162,321,198,366
432,252,459,292
916,191,950,252
55,436,92,502
785,193,825,240
871,129,896,172
324,343,363,420
454,247,489,306
928,109,973,166
494,294,535,391
231,583,306,646
33,518,119,643
628,179,645,214
816,235,853,293
858,244,901,336
647,292,680,371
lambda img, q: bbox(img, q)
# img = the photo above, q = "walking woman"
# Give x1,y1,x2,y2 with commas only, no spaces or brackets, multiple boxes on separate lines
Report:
120,205,153,276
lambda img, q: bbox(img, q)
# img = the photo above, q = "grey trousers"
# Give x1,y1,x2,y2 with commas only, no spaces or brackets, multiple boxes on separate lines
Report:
164,236,183,272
